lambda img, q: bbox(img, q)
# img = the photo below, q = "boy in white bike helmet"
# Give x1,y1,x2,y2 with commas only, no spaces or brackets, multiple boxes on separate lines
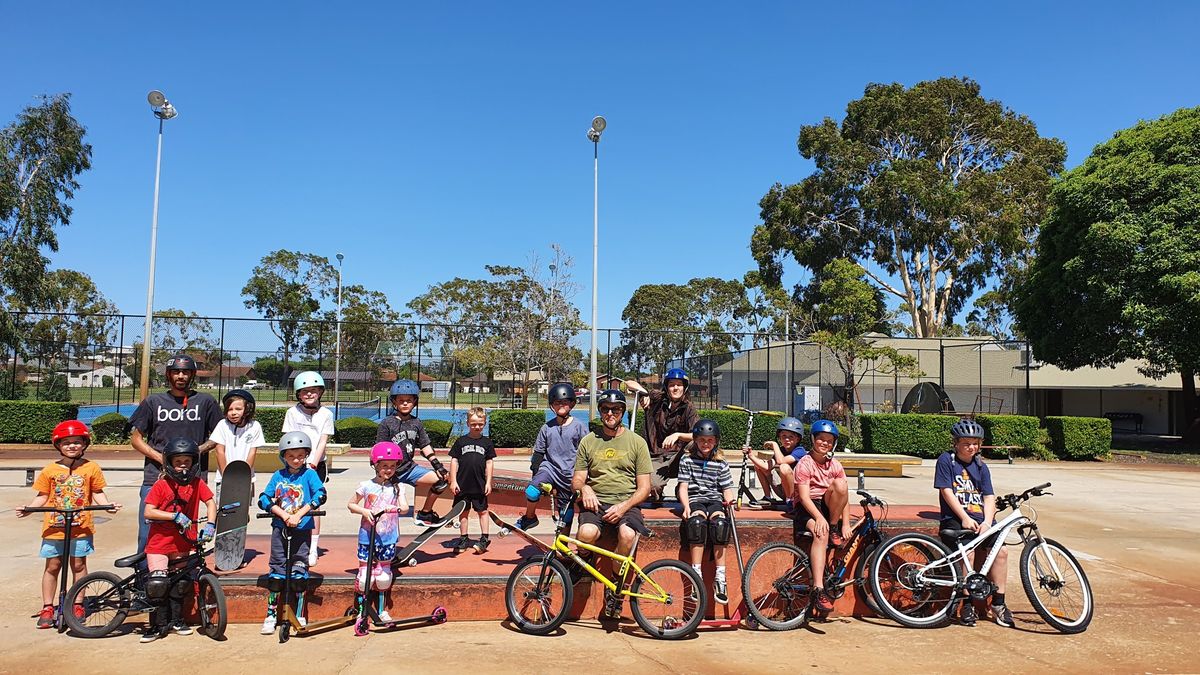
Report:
934,418,1012,628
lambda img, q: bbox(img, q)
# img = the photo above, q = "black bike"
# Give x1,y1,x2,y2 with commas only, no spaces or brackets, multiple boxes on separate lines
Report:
64,512,229,639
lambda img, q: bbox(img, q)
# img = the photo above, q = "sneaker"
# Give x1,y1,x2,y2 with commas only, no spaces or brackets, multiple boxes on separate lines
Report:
959,602,978,627
514,515,539,531
36,605,54,629
73,603,86,620
378,610,394,624
414,510,442,528
568,553,594,586
813,588,834,613
297,616,307,628
714,578,729,605
602,589,622,619
830,531,847,548
472,536,490,554
991,603,1014,628
260,614,277,635
169,620,193,635
450,536,470,553
140,626,168,643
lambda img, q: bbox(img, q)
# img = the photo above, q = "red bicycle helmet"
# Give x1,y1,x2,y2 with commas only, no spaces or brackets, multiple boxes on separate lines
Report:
51,420,91,447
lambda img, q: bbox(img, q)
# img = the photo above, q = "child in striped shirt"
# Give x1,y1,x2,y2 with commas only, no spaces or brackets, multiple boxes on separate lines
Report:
677,419,735,604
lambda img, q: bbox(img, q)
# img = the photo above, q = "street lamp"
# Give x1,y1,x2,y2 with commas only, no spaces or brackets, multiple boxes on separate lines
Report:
138,90,179,401
587,116,605,421
333,253,344,417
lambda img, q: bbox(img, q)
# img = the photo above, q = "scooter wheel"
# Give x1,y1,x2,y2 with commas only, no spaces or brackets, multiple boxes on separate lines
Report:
353,620,369,637
431,607,448,624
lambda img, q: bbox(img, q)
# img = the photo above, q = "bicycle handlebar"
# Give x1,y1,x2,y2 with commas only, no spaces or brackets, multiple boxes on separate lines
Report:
856,489,885,508
997,482,1053,510
20,504,115,514
257,510,327,519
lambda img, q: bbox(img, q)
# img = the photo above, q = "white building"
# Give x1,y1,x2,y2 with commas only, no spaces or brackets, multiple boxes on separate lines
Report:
67,366,133,389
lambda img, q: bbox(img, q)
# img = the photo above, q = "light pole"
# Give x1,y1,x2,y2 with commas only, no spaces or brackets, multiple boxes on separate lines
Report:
138,90,178,402
587,116,605,421
333,253,344,417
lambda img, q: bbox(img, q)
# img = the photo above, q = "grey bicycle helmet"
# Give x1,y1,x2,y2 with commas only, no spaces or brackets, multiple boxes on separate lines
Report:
951,419,985,440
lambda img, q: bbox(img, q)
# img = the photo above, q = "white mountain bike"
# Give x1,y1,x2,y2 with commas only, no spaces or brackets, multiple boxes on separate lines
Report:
868,482,1093,633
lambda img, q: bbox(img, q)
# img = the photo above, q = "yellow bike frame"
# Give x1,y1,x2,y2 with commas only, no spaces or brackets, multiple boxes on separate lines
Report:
550,534,670,603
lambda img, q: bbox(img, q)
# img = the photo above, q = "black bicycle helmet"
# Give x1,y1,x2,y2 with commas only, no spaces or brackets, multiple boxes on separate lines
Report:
222,388,256,423
691,418,720,441
162,437,201,484
595,389,627,410
548,382,577,404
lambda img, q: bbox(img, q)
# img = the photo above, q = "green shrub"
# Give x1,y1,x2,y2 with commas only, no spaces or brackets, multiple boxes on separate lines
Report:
38,374,71,402
0,401,81,443
256,407,288,443
335,417,378,448
860,413,956,458
90,412,130,444
1043,416,1111,460
424,419,452,447
0,369,28,400
976,414,1042,459
490,409,546,447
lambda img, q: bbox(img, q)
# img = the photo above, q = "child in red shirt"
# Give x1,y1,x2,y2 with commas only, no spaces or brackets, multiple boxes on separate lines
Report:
140,437,215,642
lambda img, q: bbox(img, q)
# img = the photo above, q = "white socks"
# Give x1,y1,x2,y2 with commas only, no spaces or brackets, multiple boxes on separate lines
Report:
715,566,727,583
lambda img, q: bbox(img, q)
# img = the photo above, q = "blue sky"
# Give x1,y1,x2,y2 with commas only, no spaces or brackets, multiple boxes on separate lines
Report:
3,2,1198,337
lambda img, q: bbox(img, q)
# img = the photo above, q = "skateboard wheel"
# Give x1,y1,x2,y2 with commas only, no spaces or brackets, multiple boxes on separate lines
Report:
408,559,418,567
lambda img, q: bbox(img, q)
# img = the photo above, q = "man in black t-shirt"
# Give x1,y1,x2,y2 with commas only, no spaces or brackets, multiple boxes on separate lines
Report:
128,354,222,564
448,409,496,553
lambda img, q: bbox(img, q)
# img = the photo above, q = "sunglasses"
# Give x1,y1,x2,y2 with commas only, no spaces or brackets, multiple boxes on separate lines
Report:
599,406,624,415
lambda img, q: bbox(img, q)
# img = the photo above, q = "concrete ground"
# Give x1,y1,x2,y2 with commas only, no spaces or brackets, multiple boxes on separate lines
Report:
2,455,1198,674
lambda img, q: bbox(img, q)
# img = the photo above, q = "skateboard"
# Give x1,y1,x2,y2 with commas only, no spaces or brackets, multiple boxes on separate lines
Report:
393,500,468,567
490,512,552,553
214,460,253,571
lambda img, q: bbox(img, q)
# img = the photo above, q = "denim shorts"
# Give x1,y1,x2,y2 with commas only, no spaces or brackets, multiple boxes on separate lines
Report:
40,537,95,559
395,464,432,486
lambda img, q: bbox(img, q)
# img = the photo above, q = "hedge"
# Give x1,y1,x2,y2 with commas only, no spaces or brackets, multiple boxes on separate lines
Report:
1044,416,1111,460
0,401,80,443
860,413,956,458
90,412,130,444
490,409,546,447
424,419,452,448
976,414,1045,460
256,407,288,443
335,417,378,448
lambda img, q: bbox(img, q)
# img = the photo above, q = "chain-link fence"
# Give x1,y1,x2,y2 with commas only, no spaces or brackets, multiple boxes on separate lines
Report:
2,311,1032,422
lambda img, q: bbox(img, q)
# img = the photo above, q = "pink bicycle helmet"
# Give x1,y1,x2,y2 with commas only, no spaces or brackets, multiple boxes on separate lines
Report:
370,441,406,465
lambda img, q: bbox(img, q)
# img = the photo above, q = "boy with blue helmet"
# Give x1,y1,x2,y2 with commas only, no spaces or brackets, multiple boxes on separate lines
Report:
743,416,808,506
376,379,451,527
792,419,850,615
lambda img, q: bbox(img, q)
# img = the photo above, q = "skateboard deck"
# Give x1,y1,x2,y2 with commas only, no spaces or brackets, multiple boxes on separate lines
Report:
394,500,468,567
490,512,552,553
215,460,253,571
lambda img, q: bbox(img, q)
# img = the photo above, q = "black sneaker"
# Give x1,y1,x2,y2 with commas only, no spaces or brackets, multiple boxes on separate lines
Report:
991,604,1014,628
959,602,978,627
450,536,470,553
472,536,490,554
414,510,443,527
602,589,622,619
169,620,193,635
140,626,169,643
714,578,729,605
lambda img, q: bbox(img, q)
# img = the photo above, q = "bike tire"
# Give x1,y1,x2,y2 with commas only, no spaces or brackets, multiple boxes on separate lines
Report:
868,533,959,628
504,556,573,635
1020,538,1093,634
197,574,228,639
629,559,706,639
742,542,811,631
852,540,883,617
64,571,130,638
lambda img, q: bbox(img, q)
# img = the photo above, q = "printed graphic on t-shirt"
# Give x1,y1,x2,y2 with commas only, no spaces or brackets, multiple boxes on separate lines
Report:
50,473,87,528
270,480,308,515
357,482,401,547
952,469,984,516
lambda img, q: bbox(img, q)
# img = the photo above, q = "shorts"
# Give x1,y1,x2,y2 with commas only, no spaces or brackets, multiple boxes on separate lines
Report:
395,464,432,486
577,502,645,535
792,498,831,541
357,541,397,563
530,466,573,510
687,500,725,518
649,450,683,494
40,537,95,559
453,492,488,513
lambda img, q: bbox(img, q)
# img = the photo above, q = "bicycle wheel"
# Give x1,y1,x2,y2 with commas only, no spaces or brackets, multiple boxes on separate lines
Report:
852,540,882,617
504,556,573,635
65,571,130,638
869,533,959,628
742,542,811,630
197,574,228,639
1020,538,1093,634
629,559,706,639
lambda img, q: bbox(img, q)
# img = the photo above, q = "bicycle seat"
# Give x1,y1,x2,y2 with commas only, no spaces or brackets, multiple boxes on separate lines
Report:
115,552,147,568
940,528,978,544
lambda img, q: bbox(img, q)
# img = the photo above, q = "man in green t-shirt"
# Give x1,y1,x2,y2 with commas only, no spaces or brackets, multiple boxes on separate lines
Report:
573,389,652,560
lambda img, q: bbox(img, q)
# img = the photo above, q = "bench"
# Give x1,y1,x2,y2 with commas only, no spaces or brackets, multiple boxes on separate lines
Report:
1104,412,1143,434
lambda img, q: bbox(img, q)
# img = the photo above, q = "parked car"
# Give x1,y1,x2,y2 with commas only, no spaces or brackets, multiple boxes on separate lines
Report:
243,380,264,390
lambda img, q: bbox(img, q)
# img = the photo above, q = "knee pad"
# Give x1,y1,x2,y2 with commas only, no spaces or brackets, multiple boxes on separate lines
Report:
169,576,191,600
684,514,708,545
371,563,393,591
266,575,284,592
525,484,545,502
709,515,731,545
146,571,170,600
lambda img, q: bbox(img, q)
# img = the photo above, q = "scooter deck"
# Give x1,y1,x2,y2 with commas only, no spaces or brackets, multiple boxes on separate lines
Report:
394,500,468,566
214,460,253,571
489,512,552,553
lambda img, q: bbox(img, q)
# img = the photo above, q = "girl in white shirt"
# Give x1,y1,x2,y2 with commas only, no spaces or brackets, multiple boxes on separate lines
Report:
209,388,264,496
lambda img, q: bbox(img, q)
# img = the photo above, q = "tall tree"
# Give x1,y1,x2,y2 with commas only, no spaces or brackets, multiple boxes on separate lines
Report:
5,269,118,363
619,277,753,376
241,250,336,376
0,94,93,348
753,77,1066,337
1012,106,1200,441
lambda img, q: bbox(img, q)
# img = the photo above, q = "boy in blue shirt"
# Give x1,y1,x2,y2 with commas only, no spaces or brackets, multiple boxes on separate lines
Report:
743,416,808,506
257,431,327,634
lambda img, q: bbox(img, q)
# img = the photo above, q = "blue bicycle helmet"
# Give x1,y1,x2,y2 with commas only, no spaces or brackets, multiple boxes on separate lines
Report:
390,379,420,399
776,416,805,437
663,368,689,388
809,419,840,438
